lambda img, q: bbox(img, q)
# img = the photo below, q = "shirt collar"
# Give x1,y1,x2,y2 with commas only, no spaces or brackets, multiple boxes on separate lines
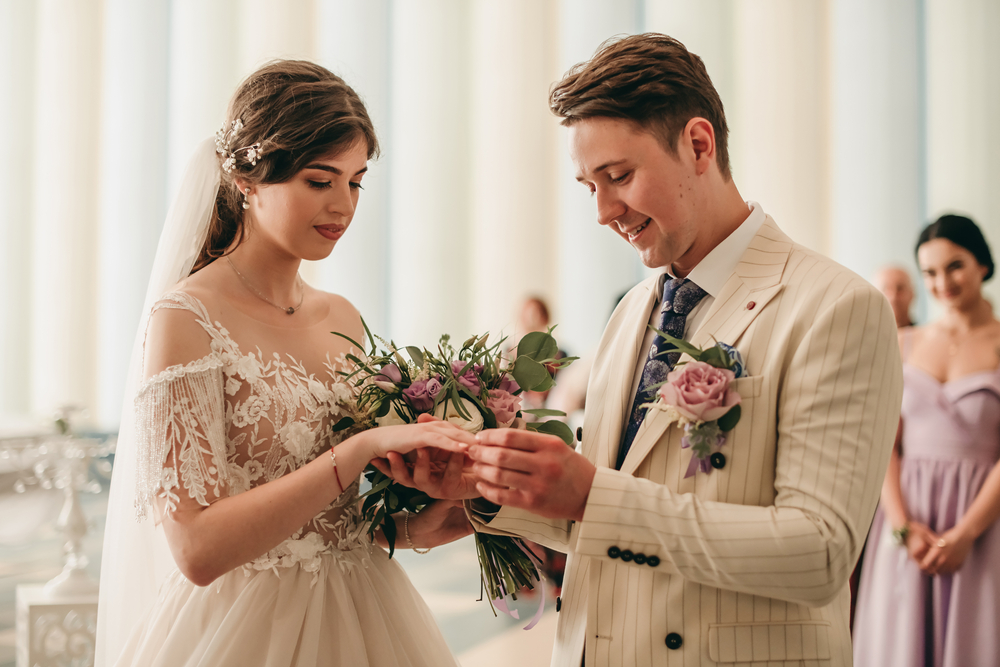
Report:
659,201,766,299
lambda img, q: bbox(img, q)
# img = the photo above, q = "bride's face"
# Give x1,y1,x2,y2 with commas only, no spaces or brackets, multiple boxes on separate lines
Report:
245,141,369,261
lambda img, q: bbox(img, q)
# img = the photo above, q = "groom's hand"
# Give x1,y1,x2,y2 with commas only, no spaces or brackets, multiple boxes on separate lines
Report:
468,429,596,522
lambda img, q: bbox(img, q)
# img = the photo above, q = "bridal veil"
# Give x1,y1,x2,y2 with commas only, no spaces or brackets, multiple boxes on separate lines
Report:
95,138,220,666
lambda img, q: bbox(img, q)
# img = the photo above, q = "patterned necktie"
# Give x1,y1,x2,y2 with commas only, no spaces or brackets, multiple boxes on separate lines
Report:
616,276,708,470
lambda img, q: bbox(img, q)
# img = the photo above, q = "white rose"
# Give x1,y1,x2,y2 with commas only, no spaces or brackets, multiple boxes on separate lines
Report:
376,407,408,428
433,398,485,434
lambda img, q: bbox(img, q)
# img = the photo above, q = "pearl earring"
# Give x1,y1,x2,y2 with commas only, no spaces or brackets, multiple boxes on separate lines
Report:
242,187,250,210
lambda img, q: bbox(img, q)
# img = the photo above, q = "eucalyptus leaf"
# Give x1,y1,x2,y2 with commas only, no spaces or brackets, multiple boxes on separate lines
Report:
521,408,566,418
718,404,741,432
516,331,558,362
511,356,550,390
529,419,575,446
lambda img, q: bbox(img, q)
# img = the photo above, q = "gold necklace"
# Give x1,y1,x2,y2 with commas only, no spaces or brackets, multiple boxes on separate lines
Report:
226,256,304,315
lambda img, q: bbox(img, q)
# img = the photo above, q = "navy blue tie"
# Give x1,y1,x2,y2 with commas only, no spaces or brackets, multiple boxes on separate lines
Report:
616,276,708,470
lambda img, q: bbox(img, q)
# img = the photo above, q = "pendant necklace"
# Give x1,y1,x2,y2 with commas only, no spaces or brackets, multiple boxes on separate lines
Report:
226,256,304,315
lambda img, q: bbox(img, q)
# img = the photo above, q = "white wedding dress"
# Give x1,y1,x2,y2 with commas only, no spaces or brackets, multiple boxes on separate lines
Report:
112,291,459,667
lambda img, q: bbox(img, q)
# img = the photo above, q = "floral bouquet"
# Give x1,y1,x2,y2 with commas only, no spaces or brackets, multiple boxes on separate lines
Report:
332,320,575,616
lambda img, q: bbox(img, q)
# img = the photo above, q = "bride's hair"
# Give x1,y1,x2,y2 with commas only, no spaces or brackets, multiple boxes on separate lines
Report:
191,60,379,273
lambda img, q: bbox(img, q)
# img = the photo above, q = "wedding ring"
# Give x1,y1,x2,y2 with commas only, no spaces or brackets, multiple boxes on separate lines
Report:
936,538,948,548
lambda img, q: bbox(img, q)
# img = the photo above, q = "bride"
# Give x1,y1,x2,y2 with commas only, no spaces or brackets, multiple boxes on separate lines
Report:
95,60,475,666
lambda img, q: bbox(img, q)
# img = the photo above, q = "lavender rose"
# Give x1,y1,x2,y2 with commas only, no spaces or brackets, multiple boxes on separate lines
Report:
451,360,483,394
657,361,741,423
403,379,436,412
485,389,522,428
498,375,520,395
373,363,403,392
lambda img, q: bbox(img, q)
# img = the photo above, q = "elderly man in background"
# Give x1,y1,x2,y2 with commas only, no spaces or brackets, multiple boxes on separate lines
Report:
873,265,916,328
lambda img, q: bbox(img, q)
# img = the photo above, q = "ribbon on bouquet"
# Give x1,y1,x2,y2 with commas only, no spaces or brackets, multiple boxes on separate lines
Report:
491,542,547,630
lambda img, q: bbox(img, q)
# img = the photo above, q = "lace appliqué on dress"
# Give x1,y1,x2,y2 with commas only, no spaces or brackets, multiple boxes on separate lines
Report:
132,291,369,570
134,357,229,519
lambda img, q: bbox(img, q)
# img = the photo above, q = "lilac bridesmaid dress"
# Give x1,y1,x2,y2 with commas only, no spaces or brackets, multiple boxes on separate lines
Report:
853,363,1000,667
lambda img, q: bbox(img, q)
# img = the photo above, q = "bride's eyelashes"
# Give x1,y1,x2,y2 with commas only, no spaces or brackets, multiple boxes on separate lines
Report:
305,180,364,191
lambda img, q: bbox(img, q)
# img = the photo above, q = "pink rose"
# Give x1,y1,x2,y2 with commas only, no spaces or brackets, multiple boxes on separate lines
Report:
657,361,740,423
485,389,522,428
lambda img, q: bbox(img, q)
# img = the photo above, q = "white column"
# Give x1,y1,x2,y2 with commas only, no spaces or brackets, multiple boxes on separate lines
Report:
829,0,924,284
237,0,316,76
29,0,103,420
643,0,737,113
95,0,172,429
311,0,392,336
556,0,644,358
925,0,1000,307
469,0,561,340
0,1,36,415
730,0,832,255
387,0,474,346
167,0,241,194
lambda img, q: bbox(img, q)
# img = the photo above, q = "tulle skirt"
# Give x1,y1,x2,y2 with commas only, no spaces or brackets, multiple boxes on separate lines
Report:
113,546,459,667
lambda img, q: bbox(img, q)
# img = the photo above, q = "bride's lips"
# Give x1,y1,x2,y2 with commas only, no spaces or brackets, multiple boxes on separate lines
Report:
315,225,345,241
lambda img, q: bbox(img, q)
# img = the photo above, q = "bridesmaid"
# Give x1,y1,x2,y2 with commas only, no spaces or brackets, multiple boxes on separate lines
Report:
854,214,1000,667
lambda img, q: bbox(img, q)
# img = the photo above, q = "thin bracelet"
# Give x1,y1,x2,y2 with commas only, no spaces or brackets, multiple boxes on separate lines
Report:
404,511,432,554
329,448,344,495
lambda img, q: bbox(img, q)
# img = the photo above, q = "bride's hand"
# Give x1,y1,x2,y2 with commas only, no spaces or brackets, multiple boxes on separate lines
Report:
370,415,481,500
365,418,474,460
398,500,474,549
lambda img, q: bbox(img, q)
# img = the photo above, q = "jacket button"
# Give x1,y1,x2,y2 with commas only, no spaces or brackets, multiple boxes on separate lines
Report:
607,546,621,559
556,596,562,612
646,555,661,567
633,553,647,565
710,452,727,469
619,549,634,562
576,427,583,442
665,633,683,650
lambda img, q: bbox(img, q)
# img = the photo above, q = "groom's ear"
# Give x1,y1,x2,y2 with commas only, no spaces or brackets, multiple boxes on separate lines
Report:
683,117,717,176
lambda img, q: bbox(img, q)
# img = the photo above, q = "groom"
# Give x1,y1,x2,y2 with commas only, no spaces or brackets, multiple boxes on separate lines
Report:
466,34,903,666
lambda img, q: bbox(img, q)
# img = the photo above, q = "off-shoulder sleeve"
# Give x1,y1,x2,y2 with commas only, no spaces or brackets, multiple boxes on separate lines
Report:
133,356,230,520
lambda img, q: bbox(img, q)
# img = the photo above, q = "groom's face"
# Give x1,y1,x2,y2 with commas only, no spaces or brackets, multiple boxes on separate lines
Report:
569,117,699,270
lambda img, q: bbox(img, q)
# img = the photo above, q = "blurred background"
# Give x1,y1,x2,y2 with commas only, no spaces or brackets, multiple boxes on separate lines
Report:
0,0,998,664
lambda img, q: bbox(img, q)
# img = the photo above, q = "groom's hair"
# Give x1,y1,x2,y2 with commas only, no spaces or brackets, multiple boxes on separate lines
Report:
549,33,731,180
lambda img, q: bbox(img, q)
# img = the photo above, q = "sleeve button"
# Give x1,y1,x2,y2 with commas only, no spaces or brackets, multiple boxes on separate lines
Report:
576,427,583,442
665,633,683,650
556,596,562,612
607,546,621,559
646,555,660,567
633,553,647,565
619,549,634,562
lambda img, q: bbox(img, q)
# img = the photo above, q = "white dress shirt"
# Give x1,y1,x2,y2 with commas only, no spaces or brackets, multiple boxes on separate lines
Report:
621,201,766,441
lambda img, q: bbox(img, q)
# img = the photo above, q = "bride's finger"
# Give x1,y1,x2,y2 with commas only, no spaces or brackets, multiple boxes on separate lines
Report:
386,452,417,486
411,449,436,490
369,457,392,477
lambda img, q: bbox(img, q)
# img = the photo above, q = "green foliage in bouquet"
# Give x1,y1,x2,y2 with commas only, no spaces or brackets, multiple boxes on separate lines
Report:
331,319,575,612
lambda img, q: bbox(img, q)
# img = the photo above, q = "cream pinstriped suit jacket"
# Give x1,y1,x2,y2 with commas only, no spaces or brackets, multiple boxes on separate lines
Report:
472,219,904,667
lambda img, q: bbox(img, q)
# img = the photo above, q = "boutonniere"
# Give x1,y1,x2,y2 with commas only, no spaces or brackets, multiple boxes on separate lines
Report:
644,333,745,477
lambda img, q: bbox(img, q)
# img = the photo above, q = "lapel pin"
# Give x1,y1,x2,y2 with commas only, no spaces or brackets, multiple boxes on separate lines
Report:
746,301,756,310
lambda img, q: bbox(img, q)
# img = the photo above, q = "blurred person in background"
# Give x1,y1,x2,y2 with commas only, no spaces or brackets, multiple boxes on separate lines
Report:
874,264,916,328
854,214,1000,667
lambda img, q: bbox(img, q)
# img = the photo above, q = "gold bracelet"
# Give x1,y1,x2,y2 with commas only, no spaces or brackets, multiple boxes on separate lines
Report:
404,511,432,554
329,448,344,495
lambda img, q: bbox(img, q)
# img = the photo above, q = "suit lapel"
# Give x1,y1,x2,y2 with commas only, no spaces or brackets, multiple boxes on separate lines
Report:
619,219,792,475
594,277,658,470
